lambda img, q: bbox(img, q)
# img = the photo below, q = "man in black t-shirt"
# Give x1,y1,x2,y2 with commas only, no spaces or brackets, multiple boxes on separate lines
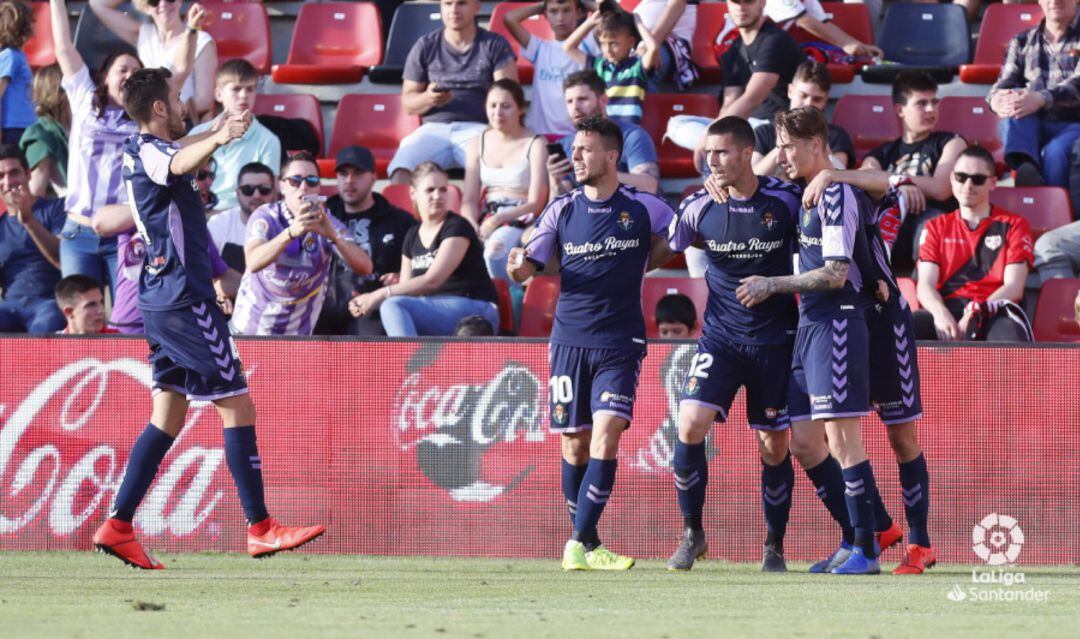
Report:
314,146,418,336
752,60,856,176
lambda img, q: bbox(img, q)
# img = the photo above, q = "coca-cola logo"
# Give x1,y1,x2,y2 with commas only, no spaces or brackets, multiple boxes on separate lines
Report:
391,346,544,503
1,358,225,538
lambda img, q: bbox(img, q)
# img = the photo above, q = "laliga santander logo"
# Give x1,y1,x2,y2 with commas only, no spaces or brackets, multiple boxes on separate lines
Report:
1,358,226,537
972,512,1024,566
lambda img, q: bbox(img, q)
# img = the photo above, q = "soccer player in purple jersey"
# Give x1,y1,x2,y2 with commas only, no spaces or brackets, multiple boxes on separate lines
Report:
735,107,884,574
507,116,674,571
654,117,802,572
92,68,324,570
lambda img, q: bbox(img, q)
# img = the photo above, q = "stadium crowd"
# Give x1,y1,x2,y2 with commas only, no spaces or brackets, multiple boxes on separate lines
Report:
0,0,1078,340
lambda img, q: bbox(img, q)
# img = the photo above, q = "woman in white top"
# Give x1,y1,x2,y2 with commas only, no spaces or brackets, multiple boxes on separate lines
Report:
89,0,217,122
461,79,548,290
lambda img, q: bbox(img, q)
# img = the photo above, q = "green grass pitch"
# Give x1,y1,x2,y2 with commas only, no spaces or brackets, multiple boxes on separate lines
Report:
2,553,1078,638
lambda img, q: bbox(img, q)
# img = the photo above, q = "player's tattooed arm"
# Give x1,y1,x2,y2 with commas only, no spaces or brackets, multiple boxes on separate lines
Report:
621,162,660,194
735,260,849,308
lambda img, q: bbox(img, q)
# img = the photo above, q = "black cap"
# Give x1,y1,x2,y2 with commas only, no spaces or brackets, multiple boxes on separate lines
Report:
334,146,375,173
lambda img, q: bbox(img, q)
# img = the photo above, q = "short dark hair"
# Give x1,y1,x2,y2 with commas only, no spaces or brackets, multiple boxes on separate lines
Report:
595,9,637,42
706,116,756,149
55,274,102,307
541,0,585,11
956,144,997,175
122,67,173,124
0,143,29,171
238,162,275,183
892,70,938,105
575,115,623,158
563,70,607,97
454,315,495,336
793,60,832,93
774,106,829,147
655,294,696,330
282,151,319,177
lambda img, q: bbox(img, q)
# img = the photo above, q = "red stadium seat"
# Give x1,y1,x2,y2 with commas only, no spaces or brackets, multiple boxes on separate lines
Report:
832,94,901,162
492,278,516,336
253,94,324,153
689,3,728,84
489,3,554,85
202,2,271,75
518,275,560,337
380,183,463,220
897,277,920,311
989,186,1074,239
271,3,383,84
937,96,1004,172
317,94,420,178
642,277,708,338
1033,278,1080,342
960,5,1043,84
641,93,719,178
25,2,55,70
789,4,874,83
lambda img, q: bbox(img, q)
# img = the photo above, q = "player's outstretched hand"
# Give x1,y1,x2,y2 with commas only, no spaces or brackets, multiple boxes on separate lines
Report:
735,275,773,308
703,173,729,204
507,247,532,281
802,169,834,209
215,111,251,146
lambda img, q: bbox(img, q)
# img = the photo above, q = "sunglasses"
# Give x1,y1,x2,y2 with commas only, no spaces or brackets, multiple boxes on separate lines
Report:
147,0,178,7
196,170,214,181
239,184,273,197
284,175,321,188
952,172,992,186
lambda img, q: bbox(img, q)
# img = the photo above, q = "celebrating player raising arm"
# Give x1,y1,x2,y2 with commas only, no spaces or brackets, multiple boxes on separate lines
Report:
508,116,674,571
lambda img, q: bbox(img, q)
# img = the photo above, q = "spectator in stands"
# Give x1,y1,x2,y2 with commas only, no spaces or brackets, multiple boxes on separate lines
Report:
208,162,277,274
196,157,218,212
562,6,661,124
633,0,698,90
1034,221,1080,281
388,0,518,185
714,0,882,61
90,0,218,122
0,1,35,144
231,152,372,336
316,146,418,336
752,60,855,176
549,70,659,195
54,274,116,334
462,80,548,290
914,146,1034,342
50,0,144,294
990,0,1080,189
189,60,282,212
455,314,496,336
349,162,501,336
502,0,587,137
20,64,70,198
655,292,697,339
0,143,66,334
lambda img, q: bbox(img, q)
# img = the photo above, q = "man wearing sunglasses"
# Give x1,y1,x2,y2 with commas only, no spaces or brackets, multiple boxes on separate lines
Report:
207,162,278,273
913,145,1035,342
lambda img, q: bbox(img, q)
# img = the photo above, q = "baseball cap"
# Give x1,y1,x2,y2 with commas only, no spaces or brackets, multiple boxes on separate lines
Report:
334,146,375,173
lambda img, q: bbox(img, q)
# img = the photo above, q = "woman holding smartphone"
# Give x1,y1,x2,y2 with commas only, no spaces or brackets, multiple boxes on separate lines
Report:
460,79,548,290
230,152,372,336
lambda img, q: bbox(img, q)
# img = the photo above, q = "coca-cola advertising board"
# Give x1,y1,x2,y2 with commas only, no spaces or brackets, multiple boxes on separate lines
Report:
2,337,1077,564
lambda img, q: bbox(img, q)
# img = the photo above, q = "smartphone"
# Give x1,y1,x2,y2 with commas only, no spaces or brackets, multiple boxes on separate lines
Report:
431,85,451,93
546,142,567,162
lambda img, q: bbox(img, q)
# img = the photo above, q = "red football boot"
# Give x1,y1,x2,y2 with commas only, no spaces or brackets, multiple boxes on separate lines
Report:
93,518,165,570
876,521,903,554
894,544,937,574
247,518,325,558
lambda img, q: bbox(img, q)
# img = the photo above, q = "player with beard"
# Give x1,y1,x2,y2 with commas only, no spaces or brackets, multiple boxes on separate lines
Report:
92,67,324,569
508,116,674,571
655,116,802,572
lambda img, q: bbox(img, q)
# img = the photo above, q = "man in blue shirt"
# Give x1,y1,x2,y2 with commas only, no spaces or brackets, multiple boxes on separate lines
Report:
0,144,65,333
657,117,802,572
548,71,660,196
508,116,674,571
93,68,324,570
735,106,884,574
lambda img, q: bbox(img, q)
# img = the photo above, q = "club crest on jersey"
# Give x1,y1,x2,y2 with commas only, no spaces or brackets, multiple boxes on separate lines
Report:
252,218,270,239
616,211,634,232
802,209,811,227
762,211,776,230
552,403,568,425
684,377,700,396
302,234,318,253
984,234,1002,250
